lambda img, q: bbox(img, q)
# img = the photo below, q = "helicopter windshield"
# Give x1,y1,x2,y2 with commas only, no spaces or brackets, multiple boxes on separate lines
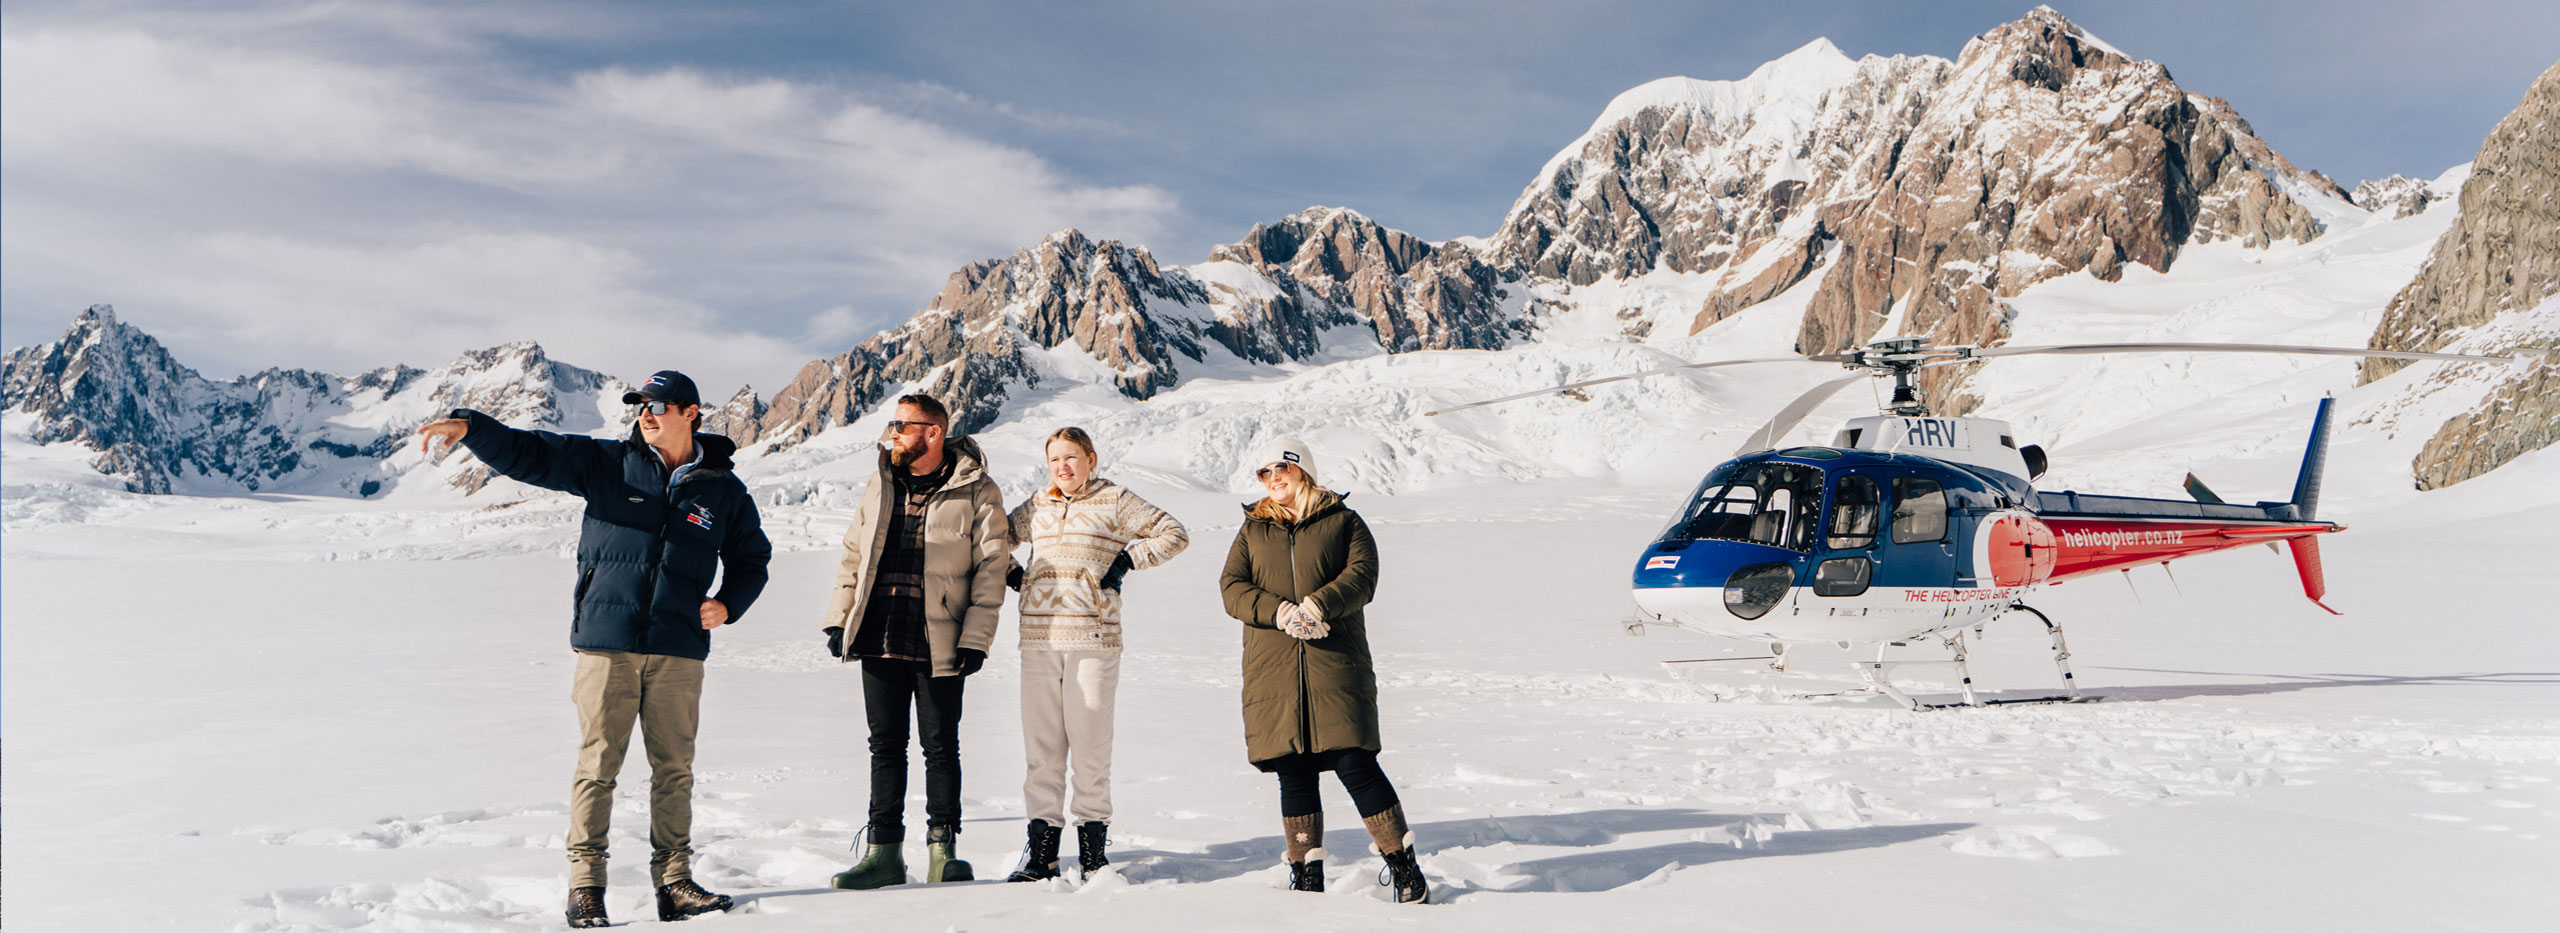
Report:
1662,460,1824,551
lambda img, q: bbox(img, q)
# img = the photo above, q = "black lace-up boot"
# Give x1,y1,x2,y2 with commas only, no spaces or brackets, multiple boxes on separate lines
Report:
1289,855,1326,892
1075,821,1110,874
1007,819,1063,882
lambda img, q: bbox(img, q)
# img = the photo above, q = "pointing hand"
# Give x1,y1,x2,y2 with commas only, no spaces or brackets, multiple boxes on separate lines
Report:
415,418,470,454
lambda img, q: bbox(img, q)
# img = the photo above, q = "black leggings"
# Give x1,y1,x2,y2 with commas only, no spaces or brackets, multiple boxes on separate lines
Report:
1274,749,1400,818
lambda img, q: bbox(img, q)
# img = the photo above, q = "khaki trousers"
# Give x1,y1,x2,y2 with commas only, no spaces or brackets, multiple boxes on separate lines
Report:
1020,649,1121,825
568,649,703,888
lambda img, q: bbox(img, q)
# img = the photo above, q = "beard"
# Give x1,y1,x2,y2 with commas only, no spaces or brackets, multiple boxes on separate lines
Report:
889,441,924,469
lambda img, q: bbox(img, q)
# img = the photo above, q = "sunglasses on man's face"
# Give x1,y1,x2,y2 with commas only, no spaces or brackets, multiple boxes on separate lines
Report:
884,420,936,436
635,400,677,416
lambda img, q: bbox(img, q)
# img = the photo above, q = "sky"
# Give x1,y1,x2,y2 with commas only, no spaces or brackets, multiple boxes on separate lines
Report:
4,0,2554,396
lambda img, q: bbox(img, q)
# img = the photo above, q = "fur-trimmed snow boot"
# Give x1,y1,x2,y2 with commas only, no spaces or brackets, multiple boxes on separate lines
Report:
1283,812,1324,892
1363,805,1428,904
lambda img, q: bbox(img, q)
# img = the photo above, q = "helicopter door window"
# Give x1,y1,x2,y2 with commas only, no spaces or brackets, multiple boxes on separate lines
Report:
1891,476,1948,544
1827,474,1880,550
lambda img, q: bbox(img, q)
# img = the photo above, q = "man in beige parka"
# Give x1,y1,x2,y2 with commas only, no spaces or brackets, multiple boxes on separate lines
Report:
819,393,1011,889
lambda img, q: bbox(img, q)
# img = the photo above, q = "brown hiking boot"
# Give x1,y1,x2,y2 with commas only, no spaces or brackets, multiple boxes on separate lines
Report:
565,886,609,928
655,878,732,920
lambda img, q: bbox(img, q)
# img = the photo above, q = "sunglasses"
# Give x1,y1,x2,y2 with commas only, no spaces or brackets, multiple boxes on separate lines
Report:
884,420,937,436
1255,462,1297,479
634,400,683,416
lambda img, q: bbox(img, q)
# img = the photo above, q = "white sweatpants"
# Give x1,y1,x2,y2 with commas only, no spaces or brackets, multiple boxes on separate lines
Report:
1020,649,1121,825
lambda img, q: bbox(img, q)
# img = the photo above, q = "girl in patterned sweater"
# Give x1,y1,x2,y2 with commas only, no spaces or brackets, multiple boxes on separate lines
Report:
1002,426,1188,881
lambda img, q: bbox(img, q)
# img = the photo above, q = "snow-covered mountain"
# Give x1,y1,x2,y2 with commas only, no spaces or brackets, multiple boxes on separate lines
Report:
1496,8,2352,409
749,209,1520,447
0,305,636,496
5,8,2549,506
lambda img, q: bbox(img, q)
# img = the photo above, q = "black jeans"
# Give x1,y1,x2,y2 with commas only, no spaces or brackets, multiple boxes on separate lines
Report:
1275,749,1400,819
861,658,966,842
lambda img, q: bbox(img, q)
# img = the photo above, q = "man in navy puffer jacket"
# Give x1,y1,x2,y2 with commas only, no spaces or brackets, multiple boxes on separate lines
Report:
417,370,770,928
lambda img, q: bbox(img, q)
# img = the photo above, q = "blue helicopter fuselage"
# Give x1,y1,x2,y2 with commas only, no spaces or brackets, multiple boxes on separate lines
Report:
1631,446,2044,644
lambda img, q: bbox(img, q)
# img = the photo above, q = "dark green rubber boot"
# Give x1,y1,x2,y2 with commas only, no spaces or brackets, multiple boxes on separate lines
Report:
830,839,907,890
926,824,973,882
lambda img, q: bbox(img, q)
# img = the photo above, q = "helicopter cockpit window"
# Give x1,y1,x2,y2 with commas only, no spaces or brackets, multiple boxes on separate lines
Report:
1668,461,1823,551
1827,474,1880,549
1891,476,1948,544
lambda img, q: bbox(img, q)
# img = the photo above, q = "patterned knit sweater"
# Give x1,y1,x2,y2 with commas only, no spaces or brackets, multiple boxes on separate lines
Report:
1008,477,1189,651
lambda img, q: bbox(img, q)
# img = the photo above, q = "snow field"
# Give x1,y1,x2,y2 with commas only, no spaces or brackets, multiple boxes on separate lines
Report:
8,474,2559,930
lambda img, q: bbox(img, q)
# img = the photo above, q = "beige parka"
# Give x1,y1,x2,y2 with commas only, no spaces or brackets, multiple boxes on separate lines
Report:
823,436,1011,677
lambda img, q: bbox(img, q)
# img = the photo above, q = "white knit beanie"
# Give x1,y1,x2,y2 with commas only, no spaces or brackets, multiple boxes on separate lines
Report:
1250,436,1318,486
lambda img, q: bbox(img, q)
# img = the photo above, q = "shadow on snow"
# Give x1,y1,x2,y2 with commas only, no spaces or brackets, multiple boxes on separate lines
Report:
1106,808,1972,900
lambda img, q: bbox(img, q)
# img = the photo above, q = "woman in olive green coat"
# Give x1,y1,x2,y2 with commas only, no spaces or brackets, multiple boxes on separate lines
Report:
1218,437,1427,904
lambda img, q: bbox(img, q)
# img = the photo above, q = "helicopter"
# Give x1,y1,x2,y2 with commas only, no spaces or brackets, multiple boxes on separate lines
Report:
1426,335,2545,708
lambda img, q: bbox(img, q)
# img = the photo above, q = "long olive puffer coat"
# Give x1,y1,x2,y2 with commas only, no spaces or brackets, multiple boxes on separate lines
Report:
1217,490,1382,770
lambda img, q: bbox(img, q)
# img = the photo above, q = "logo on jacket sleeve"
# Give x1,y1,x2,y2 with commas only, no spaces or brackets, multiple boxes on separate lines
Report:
686,504,715,530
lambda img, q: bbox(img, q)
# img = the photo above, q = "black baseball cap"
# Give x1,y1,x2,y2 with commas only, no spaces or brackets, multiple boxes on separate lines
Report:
622,370,701,408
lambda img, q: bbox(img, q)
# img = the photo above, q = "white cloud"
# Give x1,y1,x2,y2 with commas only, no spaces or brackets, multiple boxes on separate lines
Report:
108,229,806,395
0,8,1180,395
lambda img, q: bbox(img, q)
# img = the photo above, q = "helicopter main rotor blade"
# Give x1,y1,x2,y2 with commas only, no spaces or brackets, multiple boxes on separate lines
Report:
1965,342,2546,364
1422,355,1841,417
1733,374,1867,456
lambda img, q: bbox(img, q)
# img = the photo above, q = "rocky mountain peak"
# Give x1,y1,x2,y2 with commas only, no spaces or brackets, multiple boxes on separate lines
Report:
1482,7,2350,414
1962,4,2131,91
2,308,632,496
747,206,1527,451
2352,175,2438,219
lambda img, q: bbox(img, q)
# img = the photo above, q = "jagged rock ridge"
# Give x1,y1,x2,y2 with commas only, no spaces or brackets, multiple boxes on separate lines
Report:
752,210,1522,447
0,305,639,495
2361,60,2560,489
1491,7,2345,409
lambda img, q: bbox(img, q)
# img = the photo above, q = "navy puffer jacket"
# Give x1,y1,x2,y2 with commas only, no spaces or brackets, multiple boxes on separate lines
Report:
455,409,772,660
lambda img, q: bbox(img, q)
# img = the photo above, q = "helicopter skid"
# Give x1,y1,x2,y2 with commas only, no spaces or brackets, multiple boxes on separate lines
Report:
1850,604,2089,710
1636,602,2093,709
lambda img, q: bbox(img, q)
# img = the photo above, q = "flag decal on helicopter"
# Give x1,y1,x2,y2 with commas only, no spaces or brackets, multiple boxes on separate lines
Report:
1645,555,1680,570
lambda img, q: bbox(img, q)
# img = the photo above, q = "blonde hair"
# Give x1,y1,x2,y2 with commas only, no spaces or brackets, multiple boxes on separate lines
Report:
1247,464,1327,523
1044,426,1099,498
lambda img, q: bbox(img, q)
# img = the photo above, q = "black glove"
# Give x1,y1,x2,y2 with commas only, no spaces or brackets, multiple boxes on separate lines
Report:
1099,550,1134,591
1006,563,1024,592
954,647,986,676
824,625,844,659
